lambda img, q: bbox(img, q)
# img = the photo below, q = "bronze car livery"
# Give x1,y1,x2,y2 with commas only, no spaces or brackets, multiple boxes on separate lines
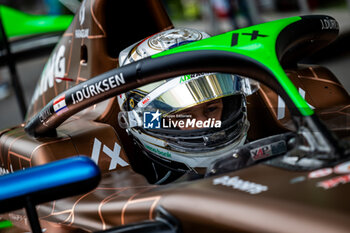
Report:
0,0,350,233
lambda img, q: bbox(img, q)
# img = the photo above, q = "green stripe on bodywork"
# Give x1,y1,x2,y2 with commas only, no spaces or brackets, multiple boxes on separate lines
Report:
0,5,73,38
0,220,13,229
152,16,313,116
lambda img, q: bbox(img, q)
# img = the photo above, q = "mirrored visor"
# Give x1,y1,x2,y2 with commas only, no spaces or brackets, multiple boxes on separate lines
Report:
137,73,242,115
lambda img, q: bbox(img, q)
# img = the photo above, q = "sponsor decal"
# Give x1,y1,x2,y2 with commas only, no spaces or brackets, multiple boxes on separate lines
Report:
39,108,53,125
71,73,125,104
179,73,214,84
142,97,150,105
91,138,129,170
250,141,286,161
289,161,350,187
75,29,89,38
230,31,268,47
213,176,268,194
53,94,68,115
129,99,135,108
320,18,339,30
144,110,161,129
317,174,350,190
231,33,239,46
308,168,333,179
179,74,192,84
145,144,171,158
250,145,271,160
242,30,268,40
334,161,350,174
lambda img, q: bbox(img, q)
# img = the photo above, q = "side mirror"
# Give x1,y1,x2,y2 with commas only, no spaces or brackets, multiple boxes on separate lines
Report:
0,156,101,233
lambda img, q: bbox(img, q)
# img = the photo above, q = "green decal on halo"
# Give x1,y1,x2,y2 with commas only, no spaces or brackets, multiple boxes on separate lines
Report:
151,16,313,116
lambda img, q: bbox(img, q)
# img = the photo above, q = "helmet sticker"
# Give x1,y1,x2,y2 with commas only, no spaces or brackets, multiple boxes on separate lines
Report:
179,73,214,84
144,144,172,158
148,28,204,51
129,99,135,109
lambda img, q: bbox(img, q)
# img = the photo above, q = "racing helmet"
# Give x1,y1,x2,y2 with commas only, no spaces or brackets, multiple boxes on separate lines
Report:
117,28,249,177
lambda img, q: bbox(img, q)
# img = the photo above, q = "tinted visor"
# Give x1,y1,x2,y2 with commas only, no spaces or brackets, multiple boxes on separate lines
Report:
137,73,242,116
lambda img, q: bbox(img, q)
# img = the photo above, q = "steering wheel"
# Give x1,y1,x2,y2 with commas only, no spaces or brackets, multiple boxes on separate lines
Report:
25,15,343,162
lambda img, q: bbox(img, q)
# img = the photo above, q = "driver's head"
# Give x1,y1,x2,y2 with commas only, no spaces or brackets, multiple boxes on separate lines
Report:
175,98,224,130
118,28,249,183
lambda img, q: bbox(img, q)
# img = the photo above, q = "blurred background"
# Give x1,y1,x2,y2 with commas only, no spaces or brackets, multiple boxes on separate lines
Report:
0,0,349,129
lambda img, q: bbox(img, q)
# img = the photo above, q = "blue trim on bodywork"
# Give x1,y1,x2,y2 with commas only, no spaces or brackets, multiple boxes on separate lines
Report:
0,156,99,200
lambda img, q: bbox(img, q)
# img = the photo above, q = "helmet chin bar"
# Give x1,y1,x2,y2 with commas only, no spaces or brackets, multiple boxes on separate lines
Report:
24,15,343,159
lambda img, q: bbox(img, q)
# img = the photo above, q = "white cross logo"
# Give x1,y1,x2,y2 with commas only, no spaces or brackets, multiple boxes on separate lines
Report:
91,138,129,170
